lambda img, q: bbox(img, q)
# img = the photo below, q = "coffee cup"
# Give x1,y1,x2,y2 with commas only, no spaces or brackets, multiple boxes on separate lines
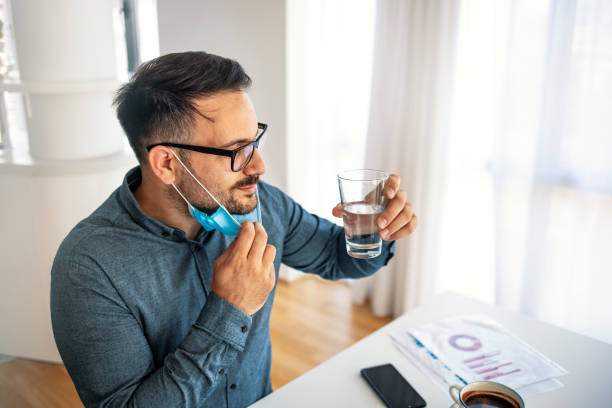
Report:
449,381,525,408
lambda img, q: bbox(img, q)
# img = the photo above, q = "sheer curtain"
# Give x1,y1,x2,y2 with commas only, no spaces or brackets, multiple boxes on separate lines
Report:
287,0,612,344
435,0,612,344
351,0,462,316
286,0,376,218
283,0,376,279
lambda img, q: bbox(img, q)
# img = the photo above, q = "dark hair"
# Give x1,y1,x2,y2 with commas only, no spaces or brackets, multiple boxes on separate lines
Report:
113,51,252,163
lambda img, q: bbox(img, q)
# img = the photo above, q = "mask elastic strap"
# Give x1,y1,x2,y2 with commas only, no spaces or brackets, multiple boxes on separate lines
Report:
255,188,262,222
169,149,224,208
171,183,194,210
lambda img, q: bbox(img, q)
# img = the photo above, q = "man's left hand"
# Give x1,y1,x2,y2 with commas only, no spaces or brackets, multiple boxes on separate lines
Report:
332,174,418,241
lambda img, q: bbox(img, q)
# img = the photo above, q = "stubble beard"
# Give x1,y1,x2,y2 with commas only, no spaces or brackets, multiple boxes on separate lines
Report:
172,171,259,216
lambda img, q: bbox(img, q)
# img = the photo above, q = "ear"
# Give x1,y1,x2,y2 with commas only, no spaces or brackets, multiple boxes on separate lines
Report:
148,147,178,185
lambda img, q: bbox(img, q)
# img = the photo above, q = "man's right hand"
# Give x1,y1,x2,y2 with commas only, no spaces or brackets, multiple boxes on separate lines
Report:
212,222,277,316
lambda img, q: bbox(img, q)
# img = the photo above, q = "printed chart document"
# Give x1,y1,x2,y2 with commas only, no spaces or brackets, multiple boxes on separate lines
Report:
390,315,567,396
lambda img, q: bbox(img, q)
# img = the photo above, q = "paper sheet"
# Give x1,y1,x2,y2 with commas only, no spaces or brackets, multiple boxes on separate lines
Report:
390,314,567,396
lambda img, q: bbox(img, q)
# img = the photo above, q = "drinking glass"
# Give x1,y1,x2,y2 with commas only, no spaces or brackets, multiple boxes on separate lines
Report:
337,169,388,259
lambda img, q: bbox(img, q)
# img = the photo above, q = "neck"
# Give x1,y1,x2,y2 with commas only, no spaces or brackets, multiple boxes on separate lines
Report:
134,167,202,240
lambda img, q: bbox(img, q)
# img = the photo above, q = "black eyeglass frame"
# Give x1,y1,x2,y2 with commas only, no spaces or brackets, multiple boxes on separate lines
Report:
146,122,268,172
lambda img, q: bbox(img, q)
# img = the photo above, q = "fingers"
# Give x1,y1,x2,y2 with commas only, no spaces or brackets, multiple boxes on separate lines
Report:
332,203,343,218
247,222,268,260
377,190,408,229
241,223,275,283
388,214,418,241
233,221,256,256
263,244,277,276
380,204,415,240
384,174,401,200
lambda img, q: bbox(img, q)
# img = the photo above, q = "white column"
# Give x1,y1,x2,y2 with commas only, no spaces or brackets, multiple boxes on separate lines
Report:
0,0,136,362
10,0,124,160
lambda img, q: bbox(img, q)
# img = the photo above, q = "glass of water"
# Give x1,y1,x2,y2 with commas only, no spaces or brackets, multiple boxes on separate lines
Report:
337,169,389,259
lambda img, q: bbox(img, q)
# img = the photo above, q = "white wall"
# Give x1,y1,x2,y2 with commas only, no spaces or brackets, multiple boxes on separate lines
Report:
157,0,287,190
0,163,133,362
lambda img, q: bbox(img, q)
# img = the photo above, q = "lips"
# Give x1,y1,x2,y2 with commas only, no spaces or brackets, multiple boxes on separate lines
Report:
237,184,257,194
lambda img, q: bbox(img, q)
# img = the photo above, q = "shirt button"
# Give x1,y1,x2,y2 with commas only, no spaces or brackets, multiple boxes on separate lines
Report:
219,369,224,375
162,231,170,237
230,384,237,390
241,326,248,333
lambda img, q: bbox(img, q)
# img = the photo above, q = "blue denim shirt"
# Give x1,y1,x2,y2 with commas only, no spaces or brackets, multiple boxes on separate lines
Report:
51,167,395,407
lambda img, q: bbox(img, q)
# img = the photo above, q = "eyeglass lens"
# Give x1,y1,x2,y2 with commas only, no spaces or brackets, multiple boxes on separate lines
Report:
232,126,266,171
234,144,255,171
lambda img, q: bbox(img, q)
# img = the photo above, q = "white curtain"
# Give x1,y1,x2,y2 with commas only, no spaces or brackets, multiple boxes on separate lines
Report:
283,0,377,280
286,0,376,218
287,0,612,344
351,0,462,316
434,0,612,344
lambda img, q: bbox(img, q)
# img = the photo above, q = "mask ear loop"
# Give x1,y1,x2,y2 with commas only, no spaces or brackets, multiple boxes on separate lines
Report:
169,149,224,208
170,183,194,211
255,187,262,223
168,148,241,226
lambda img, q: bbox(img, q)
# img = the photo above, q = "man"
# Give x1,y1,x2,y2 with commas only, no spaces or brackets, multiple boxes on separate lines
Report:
51,51,417,407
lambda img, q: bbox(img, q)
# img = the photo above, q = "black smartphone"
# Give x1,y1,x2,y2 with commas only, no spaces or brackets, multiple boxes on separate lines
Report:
361,363,427,408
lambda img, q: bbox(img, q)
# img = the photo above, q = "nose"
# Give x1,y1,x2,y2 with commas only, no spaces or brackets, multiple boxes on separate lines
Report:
243,148,266,176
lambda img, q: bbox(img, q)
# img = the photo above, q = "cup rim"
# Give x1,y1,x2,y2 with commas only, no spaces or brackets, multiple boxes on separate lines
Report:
337,168,389,181
458,381,524,407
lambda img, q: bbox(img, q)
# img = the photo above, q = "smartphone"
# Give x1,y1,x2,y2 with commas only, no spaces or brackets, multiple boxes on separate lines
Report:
361,363,427,408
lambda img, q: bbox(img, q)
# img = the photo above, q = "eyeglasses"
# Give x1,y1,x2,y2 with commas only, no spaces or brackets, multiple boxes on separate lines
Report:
147,122,267,172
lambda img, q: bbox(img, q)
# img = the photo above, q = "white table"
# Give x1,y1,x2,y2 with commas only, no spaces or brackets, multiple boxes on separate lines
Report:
251,292,612,407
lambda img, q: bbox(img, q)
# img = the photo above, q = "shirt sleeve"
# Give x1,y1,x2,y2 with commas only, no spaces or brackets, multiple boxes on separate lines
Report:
51,257,251,407
278,190,395,280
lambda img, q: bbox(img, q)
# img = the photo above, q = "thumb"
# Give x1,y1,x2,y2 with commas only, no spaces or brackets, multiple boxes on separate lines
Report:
331,203,343,218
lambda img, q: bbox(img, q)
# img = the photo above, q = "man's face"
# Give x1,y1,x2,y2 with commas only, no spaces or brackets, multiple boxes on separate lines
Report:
174,91,266,215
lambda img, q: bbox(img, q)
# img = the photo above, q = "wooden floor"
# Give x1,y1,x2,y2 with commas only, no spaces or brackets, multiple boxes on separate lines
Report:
269,275,393,389
0,275,391,407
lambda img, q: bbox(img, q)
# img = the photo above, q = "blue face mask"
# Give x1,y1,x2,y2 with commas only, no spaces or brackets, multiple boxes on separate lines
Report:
170,150,262,236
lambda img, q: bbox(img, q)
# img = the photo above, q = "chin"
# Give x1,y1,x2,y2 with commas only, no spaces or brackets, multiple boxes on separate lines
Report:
244,196,258,212
229,192,257,214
